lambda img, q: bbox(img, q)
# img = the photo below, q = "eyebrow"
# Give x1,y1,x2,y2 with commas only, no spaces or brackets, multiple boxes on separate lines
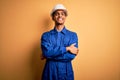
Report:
52,11,67,16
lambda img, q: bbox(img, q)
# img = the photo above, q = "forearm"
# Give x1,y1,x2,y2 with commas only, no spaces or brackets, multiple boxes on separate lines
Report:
41,44,66,58
42,51,76,62
41,46,77,61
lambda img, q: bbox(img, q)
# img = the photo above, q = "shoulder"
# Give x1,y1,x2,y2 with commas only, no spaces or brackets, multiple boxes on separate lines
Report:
66,29,77,36
42,29,53,37
66,29,78,40
41,32,49,38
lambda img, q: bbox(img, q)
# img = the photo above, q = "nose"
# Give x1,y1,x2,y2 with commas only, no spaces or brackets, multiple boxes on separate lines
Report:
58,13,62,17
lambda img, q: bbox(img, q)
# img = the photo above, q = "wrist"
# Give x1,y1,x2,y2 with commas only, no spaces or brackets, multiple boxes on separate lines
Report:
66,47,70,51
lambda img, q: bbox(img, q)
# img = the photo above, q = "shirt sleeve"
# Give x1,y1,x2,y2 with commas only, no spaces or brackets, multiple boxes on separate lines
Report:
47,32,78,62
41,32,67,59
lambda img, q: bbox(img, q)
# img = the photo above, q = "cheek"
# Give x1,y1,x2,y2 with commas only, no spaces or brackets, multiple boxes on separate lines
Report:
63,17,66,20
53,16,57,20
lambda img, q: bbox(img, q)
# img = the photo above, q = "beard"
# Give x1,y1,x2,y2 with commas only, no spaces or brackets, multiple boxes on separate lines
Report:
56,22,64,25
55,21,64,25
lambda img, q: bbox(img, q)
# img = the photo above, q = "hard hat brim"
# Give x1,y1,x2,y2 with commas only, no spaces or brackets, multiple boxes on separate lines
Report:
51,9,68,16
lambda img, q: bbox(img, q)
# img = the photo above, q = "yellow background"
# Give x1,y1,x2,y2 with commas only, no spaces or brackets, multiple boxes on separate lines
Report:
0,0,120,80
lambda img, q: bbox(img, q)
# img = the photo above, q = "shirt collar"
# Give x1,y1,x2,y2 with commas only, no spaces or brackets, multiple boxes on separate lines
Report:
51,26,67,34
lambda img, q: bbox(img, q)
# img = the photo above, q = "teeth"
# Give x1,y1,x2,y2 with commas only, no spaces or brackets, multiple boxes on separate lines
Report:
58,18,62,21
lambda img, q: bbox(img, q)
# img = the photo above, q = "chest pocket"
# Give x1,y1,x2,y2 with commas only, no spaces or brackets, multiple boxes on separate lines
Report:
49,34,57,47
63,34,71,47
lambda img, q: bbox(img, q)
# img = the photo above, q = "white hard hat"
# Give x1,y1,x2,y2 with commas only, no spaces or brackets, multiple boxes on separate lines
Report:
51,4,68,16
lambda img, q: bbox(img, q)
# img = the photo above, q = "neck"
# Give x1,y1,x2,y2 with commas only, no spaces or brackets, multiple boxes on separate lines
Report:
55,24,64,32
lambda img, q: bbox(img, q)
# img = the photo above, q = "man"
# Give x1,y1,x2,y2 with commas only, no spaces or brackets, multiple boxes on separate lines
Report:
41,4,79,80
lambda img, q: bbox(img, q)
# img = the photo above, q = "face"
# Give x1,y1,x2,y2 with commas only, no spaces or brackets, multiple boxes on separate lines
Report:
52,10,67,25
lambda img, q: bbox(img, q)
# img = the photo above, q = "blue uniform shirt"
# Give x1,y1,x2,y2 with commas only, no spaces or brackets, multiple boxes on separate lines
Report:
41,27,78,80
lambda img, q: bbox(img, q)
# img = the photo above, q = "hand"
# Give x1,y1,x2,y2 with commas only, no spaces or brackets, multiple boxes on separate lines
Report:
66,43,79,55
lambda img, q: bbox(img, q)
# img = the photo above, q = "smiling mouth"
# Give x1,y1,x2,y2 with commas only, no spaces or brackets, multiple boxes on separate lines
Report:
58,18,63,21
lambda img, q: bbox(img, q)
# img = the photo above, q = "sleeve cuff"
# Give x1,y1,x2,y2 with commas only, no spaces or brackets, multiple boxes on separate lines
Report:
61,47,67,54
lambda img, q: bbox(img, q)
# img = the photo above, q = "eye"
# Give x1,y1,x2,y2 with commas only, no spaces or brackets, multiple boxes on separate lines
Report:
61,12,65,16
54,12,59,16
54,11,66,16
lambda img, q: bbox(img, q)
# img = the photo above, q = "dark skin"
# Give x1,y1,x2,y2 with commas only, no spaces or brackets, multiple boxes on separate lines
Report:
41,10,79,60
